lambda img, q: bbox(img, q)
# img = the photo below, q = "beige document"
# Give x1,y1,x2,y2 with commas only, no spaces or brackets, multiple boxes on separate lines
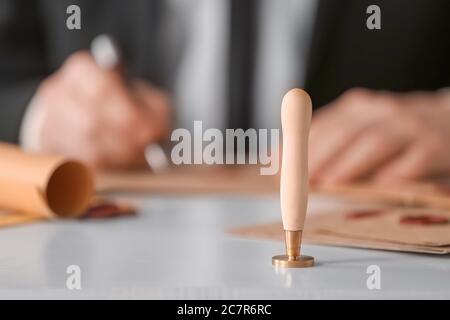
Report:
230,208,450,255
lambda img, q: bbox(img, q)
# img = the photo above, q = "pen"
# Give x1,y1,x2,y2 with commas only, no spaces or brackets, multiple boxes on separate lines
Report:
90,34,169,173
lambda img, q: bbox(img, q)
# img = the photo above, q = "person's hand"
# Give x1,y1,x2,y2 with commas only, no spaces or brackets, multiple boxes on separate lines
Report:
31,51,171,169
309,88,450,185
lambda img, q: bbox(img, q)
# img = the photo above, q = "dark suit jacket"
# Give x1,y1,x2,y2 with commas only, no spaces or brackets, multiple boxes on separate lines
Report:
1,0,450,142
305,0,450,107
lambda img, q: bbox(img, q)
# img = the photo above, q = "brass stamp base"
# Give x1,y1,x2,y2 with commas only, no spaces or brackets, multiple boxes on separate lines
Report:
272,255,314,268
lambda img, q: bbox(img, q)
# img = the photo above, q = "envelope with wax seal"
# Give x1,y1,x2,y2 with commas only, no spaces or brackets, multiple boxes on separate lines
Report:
230,208,450,255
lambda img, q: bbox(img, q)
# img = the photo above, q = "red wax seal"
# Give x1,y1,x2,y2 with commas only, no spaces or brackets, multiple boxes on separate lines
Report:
81,203,136,219
345,210,386,220
400,215,449,225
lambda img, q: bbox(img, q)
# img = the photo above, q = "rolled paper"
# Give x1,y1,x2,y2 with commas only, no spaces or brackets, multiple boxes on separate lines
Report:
0,143,94,218
280,89,312,231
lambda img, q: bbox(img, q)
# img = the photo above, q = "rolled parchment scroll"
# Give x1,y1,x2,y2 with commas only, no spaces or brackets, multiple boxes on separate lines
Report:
0,143,93,218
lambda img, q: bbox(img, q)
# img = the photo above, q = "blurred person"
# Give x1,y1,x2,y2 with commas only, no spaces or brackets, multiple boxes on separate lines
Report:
0,0,172,168
0,0,450,182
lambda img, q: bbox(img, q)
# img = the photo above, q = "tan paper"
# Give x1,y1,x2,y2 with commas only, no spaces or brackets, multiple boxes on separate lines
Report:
229,208,450,255
229,221,450,255
96,165,279,195
311,208,450,247
0,143,94,218
0,209,43,227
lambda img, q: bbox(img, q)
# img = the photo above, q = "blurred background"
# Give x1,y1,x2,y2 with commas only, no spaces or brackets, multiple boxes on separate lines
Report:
1,0,450,182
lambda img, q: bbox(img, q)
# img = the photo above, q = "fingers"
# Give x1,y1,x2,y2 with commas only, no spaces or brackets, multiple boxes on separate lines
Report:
308,88,444,184
36,51,165,169
132,81,172,141
61,51,123,89
100,92,152,143
318,126,410,184
375,136,450,180
309,89,386,182
65,56,155,146
375,146,430,180
309,118,365,182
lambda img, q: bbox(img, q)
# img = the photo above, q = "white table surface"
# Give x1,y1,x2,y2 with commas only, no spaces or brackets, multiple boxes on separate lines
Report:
0,193,449,299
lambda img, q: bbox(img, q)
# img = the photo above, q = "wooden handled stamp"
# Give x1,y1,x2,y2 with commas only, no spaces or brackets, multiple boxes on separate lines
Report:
272,89,314,268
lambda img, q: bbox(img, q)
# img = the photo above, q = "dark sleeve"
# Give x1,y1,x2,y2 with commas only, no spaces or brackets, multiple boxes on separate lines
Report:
0,0,47,143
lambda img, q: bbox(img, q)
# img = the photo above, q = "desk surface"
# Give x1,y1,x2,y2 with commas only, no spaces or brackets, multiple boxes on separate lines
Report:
0,194,449,299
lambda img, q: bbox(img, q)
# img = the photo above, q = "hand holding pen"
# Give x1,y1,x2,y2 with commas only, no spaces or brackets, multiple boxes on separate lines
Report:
25,35,171,170
91,35,169,172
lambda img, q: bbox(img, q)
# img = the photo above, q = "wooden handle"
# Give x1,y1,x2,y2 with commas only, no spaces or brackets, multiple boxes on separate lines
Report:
280,89,312,231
